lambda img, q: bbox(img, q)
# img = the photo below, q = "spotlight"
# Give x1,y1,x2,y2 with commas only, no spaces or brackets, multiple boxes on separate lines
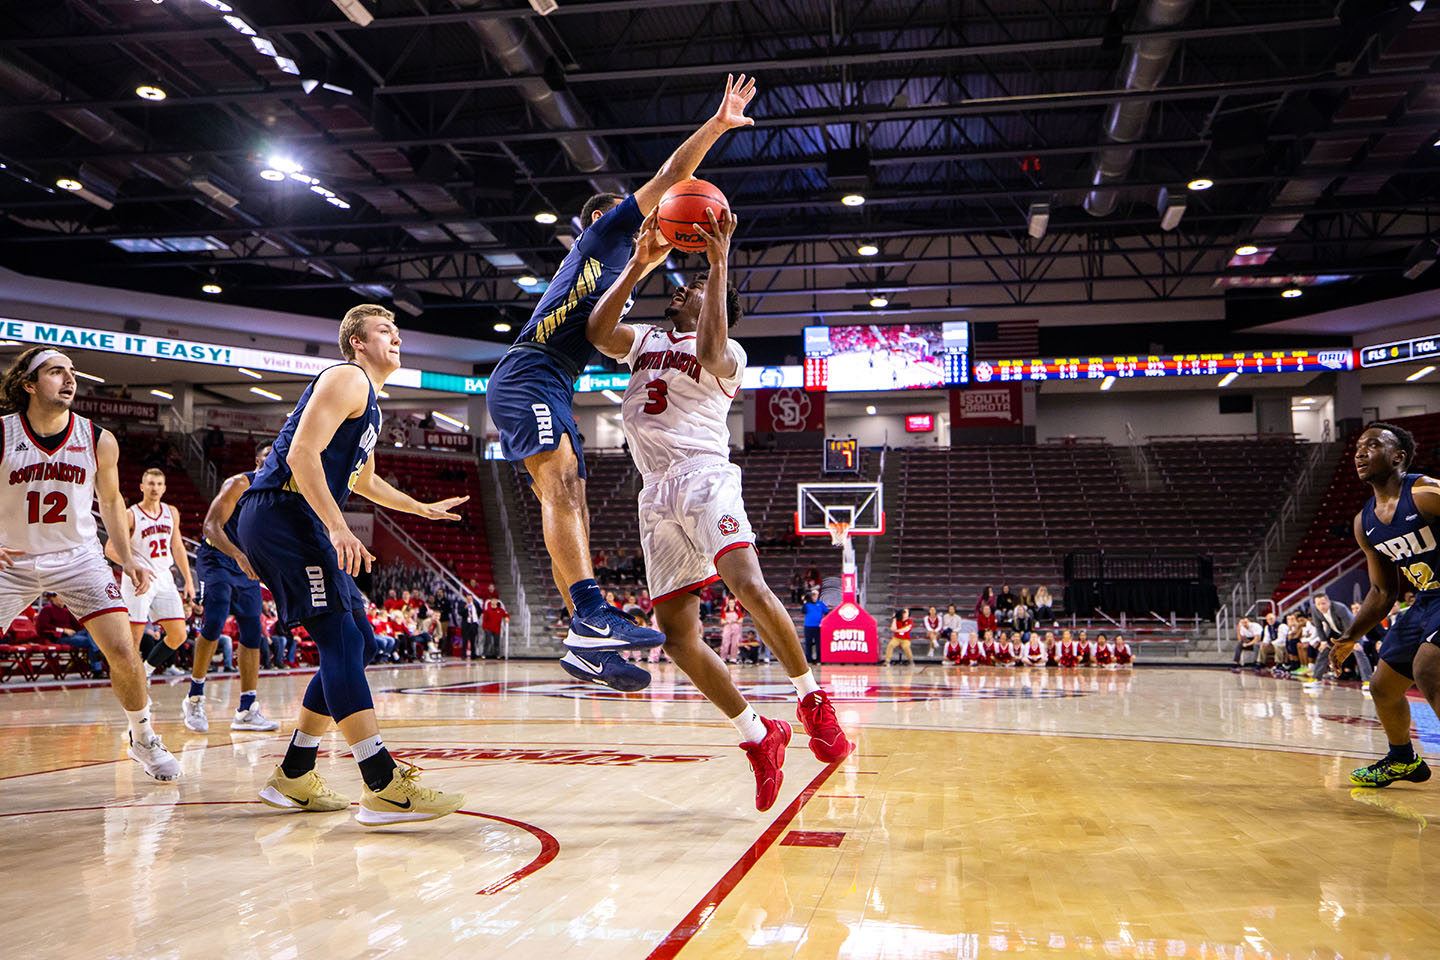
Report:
135,85,166,101
56,178,82,191
517,275,538,286
841,194,866,207
267,155,303,174
865,405,877,415
534,211,558,224
494,322,513,333
1235,244,1260,256
1281,288,1302,298
258,168,285,181
869,295,889,308
1027,202,1050,240
1187,178,1214,191
857,243,879,256
201,283,223,295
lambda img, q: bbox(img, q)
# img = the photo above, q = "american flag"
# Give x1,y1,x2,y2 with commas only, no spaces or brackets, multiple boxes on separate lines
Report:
970,320,1039,361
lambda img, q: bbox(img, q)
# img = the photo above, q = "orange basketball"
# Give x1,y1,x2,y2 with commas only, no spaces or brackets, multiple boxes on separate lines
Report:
657,178,729,252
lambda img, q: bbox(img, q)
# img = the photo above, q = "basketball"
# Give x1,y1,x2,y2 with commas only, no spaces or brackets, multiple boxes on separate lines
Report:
657,178,729,252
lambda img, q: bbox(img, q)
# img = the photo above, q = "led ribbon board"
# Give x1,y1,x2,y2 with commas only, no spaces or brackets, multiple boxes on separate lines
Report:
1359,335,1440,368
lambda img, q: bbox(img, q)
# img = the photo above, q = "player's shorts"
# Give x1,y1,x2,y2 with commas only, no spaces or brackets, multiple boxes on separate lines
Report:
486,349,587,480
1377,593,1440,680
0,544,125,628
195,544,263,620
234,489,365,627
122,574,185,625
638,459,754,603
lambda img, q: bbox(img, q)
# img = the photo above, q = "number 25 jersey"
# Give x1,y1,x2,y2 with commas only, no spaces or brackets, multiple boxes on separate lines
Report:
0,411,100,555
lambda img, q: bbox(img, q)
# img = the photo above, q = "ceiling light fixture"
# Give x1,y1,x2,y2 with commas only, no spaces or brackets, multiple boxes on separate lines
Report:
516,275,538,286
201,283,222,294
869,295,889,308
250,386,282,401
377,389,390,398
1027,202,1050,240
602,390,623,404
1186,178,1214,191
534,211,558,224
841,193,866,207
237,367,262,379
493,322,513,333
1281,288,1303,298
258,168,285,181
73,371,105,383
1100,376,1116,391
55,178,82,191
1235,244,1260,256
150,389,174,400
865,405,877,415
135,85,166,101
1290,406,1310,412
1218,372,1239,387
329,0,374,26
222,14,256,36
267,155,303,174
1406,365,1435,382
432,411,466,430
857,242,879,256
325,197,351,209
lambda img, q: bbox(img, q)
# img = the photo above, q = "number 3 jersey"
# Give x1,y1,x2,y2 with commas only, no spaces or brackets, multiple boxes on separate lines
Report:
1363,473,1440,597
0,411,101,555
620,324,746,482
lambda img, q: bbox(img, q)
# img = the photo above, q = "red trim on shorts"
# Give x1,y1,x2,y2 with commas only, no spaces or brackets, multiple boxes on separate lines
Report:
79,606,126,625
653,573,722,605
714,541,753,564
155,617,187,624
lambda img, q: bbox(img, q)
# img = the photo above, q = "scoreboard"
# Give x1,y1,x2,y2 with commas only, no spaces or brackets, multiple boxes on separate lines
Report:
1359,334,1440,368
972,349,1354,383
824,437,860,474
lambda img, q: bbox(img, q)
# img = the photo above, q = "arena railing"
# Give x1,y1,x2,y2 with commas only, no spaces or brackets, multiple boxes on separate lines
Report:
372,512,489,649
1273,548,1366,618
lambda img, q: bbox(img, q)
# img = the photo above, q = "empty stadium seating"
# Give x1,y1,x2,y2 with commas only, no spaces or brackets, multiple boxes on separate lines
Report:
373,451,493,588
1274,412,1440,602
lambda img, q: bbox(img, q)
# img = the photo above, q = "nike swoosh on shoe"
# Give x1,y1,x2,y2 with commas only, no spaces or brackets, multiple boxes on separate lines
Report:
284,794,311,807
578,621,612,637
379,796,412,809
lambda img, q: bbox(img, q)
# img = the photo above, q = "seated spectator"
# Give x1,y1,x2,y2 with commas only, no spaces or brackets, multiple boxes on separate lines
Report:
789,573,805,604
1257,611,1284,671
615,548,640,585
1033,585,1053,623
637,589,653,615
697,583,717,619
1296,613,1320,674
383,589,405,612
33,593,105,678
738,629,762,664
1018,587,1033,614
1233,616,1261,667
593,549,611,582
623,591,643,619
974,587,995,619
884,608,915,666
995,584,1018,624
940,604,962,645
1012,602,1033,638
922,606,941,657
976,604,997,635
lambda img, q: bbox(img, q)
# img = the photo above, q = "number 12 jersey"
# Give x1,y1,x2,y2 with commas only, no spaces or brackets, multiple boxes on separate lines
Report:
0,411,100,555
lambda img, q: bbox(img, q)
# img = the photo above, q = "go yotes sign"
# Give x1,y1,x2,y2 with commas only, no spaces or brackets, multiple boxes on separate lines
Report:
756,388,825,433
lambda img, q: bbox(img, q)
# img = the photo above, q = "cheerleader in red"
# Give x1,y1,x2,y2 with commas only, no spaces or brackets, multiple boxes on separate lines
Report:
1077,629,1096,666
1020,633,1047,666
1113,633,1134,666
992,631,1016,666
1043,631,1059,666
1095,632,1115,666
1056,629,1078,668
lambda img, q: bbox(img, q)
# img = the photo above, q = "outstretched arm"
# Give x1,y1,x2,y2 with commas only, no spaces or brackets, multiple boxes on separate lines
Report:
351,454,467,521
692,208,739,379
631,74,757,215
587,209,671,360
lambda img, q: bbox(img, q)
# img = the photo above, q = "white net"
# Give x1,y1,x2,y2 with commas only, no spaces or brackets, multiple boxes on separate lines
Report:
826,520,852,547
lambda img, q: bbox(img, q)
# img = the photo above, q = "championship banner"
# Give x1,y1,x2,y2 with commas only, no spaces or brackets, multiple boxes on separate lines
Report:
951,384,1023,426
755,388,825,433
71,396,158,422
203,407,287,433
424,430,473,451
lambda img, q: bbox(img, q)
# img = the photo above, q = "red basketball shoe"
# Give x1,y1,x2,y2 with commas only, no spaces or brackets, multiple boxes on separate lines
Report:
740,717,792,812
796,690,853,763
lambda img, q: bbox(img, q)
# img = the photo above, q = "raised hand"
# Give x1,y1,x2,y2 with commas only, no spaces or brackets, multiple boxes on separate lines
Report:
417,495,469,521
712,73,757,131
631,209,672,268
692,207,737,264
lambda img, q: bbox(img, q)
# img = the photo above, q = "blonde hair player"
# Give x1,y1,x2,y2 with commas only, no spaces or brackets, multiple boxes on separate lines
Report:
0,347,178,780
102,468,196,674
587,207,852,812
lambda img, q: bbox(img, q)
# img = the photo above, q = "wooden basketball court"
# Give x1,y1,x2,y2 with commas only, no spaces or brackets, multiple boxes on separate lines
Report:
3,662,1436,959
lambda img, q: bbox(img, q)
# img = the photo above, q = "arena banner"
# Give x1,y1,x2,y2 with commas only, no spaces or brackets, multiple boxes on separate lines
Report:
950,384,1023,426
424,430,473,451
755,387,826,433
344,511,374,548
203,407,287,433
71,396,158,422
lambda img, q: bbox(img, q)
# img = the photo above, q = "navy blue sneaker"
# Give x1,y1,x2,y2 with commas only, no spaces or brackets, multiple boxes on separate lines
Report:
559,650,652,692
565,607,666,652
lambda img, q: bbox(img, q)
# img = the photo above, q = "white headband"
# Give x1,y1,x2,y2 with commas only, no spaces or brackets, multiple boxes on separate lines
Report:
24,349,67,376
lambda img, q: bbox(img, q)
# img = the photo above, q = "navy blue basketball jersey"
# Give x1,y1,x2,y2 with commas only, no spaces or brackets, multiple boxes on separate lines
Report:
512,194,644,374
249,363,380,510
1362,474,1440,596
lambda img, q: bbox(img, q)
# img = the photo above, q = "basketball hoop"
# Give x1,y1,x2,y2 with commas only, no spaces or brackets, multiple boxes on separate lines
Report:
826,519,852,547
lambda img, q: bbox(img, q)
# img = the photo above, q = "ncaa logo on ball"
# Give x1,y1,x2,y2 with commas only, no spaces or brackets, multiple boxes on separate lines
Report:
718,515,740,536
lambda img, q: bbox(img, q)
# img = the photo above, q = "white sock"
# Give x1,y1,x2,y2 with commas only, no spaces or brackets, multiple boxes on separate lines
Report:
143,663,156,677
349,735,386,763
790,671,821,699
291,729,322,749
124,702,154,744
728,705,767,744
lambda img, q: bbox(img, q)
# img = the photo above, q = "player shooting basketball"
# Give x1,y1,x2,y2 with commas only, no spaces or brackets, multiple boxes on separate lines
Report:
585,207,851,812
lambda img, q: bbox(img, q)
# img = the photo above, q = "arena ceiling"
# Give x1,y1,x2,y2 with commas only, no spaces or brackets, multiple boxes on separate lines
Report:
0,0,1437,359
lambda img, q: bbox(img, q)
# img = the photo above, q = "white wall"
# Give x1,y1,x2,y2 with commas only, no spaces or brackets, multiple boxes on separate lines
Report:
1361,383,1433,421
1036,390,1259,444
826,410,951,447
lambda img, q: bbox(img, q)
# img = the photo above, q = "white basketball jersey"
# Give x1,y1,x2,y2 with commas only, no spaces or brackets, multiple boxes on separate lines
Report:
129,502,175,575
0,412,100,555
621,324,745,479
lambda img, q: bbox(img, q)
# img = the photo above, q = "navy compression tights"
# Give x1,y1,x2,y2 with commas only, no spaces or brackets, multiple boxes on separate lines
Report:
299,608,379,722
